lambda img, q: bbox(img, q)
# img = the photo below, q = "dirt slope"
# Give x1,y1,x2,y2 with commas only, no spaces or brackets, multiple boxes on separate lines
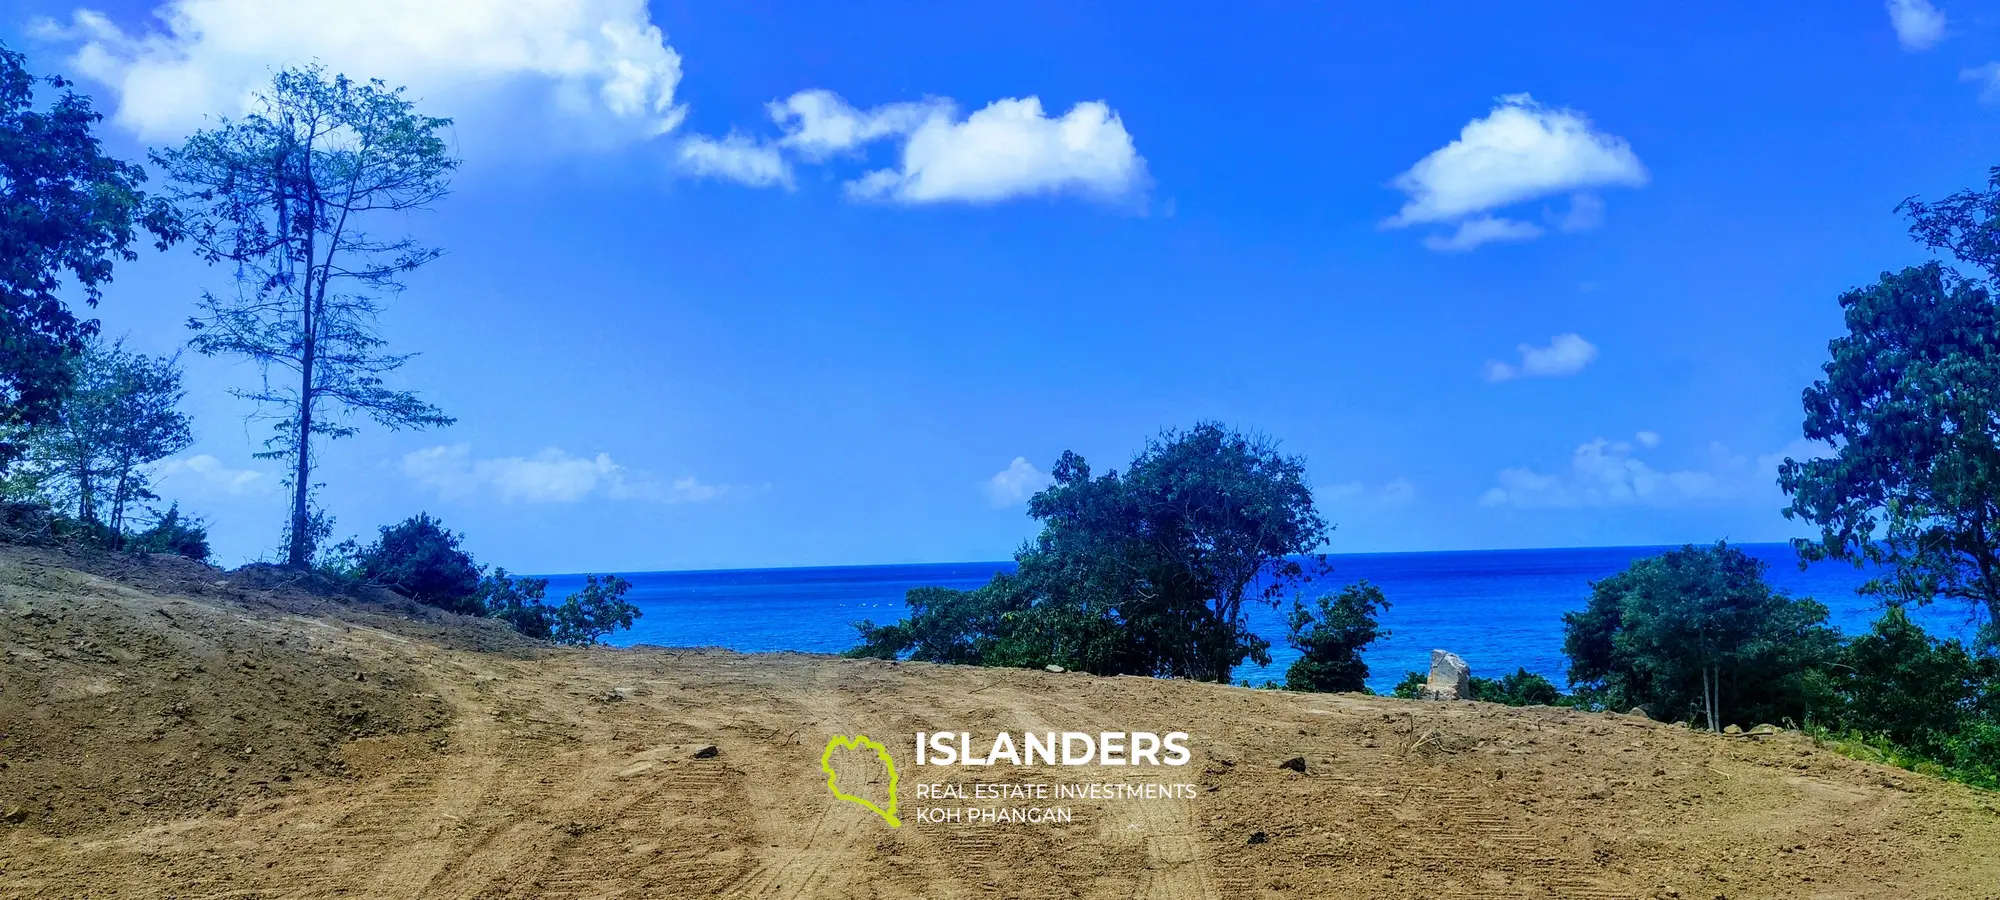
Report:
1,544,1997,900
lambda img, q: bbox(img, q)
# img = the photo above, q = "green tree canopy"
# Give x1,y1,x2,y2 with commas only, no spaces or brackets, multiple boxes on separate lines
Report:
853,422,1331,683
1283,580,1389,693
1781,170,2000,628
20,338,194,536
1562,542,1839,730
153,65,456,566
0,42,177,470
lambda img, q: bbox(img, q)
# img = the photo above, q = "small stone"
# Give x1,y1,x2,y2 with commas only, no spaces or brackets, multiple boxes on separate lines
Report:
693,745,719,759
1747,723,1781,737
1279,757,1307,774
1246,831,1268,845
1723,724,1743,735
1044,664,1066,673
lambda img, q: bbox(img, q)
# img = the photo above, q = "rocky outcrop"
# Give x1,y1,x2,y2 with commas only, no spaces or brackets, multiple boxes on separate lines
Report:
1420,649,1472,701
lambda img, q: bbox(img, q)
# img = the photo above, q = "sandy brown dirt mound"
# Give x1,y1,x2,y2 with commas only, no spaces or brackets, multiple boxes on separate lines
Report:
1,546,1998,899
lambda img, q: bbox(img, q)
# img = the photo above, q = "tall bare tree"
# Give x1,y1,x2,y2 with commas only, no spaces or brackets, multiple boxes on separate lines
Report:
154,66,457,565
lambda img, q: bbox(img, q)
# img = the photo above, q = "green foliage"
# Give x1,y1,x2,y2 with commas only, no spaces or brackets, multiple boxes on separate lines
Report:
1830,607,1988,754
852,423,1331,682
356,513,482,615
1390,670,1426,699
549,574,640,647
1562,542,1841,731
1469,668,1564,707
0,42,178,472
19,337,193,535
1781,172,2000,628
154,64,457,566
472,570,640,646
125,503,210,562
477,568,554,640
1282,581,1389,693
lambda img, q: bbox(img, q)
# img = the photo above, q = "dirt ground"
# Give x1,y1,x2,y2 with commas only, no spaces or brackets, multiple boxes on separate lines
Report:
1,544,1997,899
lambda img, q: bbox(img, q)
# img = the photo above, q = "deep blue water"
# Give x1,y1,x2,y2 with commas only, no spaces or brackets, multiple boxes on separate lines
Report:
546,544,1986,694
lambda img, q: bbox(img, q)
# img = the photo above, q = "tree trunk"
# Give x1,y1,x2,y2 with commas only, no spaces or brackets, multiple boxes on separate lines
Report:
288,338,315,567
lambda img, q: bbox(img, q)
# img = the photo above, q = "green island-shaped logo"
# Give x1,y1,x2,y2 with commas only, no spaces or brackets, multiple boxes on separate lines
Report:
820,734,901,828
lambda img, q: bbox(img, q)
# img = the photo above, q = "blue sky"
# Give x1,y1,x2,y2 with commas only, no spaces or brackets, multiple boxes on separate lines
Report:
6,1,2000,571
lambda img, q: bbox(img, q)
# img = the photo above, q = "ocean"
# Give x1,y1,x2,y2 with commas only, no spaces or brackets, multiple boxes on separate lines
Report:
547,543,1986,694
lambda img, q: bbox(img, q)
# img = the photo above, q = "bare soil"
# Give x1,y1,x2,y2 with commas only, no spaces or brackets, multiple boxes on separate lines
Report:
1,543,1996,899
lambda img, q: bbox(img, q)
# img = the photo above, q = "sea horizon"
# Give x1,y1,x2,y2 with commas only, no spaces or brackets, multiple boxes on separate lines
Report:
542,541,1985,696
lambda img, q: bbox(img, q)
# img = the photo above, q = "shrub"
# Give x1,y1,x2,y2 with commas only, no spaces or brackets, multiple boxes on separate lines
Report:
550,574,639,646
126,503,210,562
356,513,482,614
1470,668,1563,707
1283,581,1389,693
478,568,554,640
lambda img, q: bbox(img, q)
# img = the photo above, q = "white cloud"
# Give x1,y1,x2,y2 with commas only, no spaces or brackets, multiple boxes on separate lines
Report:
1962,63,2000,103
1387,94,1646,250
1635,430,1662,448
1888,0,1947,50
403,444,727,504
847,97,1146,204
1479,436,1824,510
1555,193,1604,232
983,457,1052,508
677,133,792,188
768,89,944,159
1480,438,1723,509
1423,216,1545,252
149,454,271,495
1484,333,1599,382
32,0,686,142
1323,479,1416,508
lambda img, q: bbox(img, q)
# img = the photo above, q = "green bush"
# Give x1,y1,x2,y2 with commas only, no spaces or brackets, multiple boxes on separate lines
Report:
1282,581,1389,693
549,574,639,646
356,513,482,614
125,503,209,562
1470,668,1564,707
478,568,554,640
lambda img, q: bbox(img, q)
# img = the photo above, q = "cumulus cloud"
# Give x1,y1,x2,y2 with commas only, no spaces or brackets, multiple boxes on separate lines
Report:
1888,0,1947,50
677,133,792,188
1635,430,1662,448
675,86,1146,204
1479,436,1823,510
983,457,1052,508
768,89,944,159
846,97,1145,204
32,0,686,141
1387,94,1645,250
1484,333,1599,382
403,444,727,504
149,454,271,495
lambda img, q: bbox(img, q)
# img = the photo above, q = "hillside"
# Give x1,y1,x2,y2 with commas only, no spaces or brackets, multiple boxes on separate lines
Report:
1,544,1996,899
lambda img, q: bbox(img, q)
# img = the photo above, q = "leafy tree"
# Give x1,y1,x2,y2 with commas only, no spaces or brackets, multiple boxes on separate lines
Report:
0,42,178,472
854,423,1331,683
22,338,193,535
126,503,210,562
549,574,640,647
356,513,482,614
1781,172,2000,627
474,569,640,646
1283,581,1389,693
1829,607,1989,755
153,65,457,566
477,568,554,640
1390,670,1427,699
1470,668,1564,707
1562,542,1840,731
